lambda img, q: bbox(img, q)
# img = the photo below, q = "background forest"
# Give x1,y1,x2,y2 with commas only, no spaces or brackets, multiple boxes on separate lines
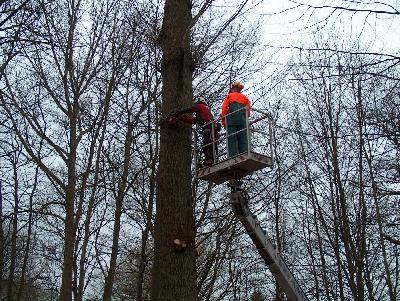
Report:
0,0,399,300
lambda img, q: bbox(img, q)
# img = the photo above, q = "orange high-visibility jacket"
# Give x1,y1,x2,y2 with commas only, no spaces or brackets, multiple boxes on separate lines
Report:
221,92,250,125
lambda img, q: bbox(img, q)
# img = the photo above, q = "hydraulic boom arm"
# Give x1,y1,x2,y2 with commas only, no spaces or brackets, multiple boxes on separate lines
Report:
229,181,309,301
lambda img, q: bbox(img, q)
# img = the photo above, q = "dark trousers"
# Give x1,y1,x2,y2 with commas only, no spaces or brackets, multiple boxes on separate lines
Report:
202,127,218,163
227,125,248,157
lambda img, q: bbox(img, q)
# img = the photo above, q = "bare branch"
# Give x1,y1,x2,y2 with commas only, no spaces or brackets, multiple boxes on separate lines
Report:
383,234,400,245
289,0,400,15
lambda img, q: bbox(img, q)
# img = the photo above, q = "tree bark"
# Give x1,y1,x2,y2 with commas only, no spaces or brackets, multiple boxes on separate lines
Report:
0,181,3,294
17,166,39,301
151,1,196,301
136,109,158,301
7,156,20,301
59,101,79,301
102,116,135,301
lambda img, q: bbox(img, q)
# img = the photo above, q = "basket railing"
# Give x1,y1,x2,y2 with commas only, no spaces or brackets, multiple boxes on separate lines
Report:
193,106,274,169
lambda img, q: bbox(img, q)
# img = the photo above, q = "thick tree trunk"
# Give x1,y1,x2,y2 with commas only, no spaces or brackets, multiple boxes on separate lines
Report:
151,1,196,301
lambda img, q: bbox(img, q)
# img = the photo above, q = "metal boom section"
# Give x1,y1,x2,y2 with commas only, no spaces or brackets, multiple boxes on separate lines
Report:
229,182,309,301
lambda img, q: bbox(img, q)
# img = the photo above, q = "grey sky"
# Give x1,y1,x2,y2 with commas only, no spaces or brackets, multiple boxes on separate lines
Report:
258,1,400,58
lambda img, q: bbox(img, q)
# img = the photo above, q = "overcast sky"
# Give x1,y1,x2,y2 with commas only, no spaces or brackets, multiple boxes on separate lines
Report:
256,1,400,58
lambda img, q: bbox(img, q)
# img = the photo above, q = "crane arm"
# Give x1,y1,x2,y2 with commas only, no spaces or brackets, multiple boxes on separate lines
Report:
229,182,309,301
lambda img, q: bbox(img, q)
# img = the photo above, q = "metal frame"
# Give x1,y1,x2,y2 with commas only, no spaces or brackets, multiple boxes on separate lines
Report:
193,106,274,182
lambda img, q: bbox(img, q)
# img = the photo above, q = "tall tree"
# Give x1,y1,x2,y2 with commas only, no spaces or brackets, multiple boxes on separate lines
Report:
0,1,129,299
151,0,196,300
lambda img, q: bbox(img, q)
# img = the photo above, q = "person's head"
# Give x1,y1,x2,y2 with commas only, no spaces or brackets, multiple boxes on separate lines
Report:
230,81,244,92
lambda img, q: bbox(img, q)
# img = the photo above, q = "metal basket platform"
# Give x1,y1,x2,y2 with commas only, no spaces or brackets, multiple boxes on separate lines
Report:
196,151,272,184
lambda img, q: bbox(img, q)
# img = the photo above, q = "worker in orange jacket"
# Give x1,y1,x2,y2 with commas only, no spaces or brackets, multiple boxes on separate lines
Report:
221,81,251,157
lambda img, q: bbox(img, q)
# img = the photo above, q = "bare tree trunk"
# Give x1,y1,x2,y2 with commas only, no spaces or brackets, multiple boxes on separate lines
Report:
136,107,158,301
102,117,135,301
56,1,81,298
136,218,152,301
7,152,20,301
150,0,196,300
16,166,39,301
59,101,79,301
325,85,360,299
364,136,396,301
0,180,4,296
270,130,286,301
75,122,107,301
353,78,367,301
297,120,330,301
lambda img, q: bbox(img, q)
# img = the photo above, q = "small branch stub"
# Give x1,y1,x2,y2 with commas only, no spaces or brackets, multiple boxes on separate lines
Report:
173,238,187,252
